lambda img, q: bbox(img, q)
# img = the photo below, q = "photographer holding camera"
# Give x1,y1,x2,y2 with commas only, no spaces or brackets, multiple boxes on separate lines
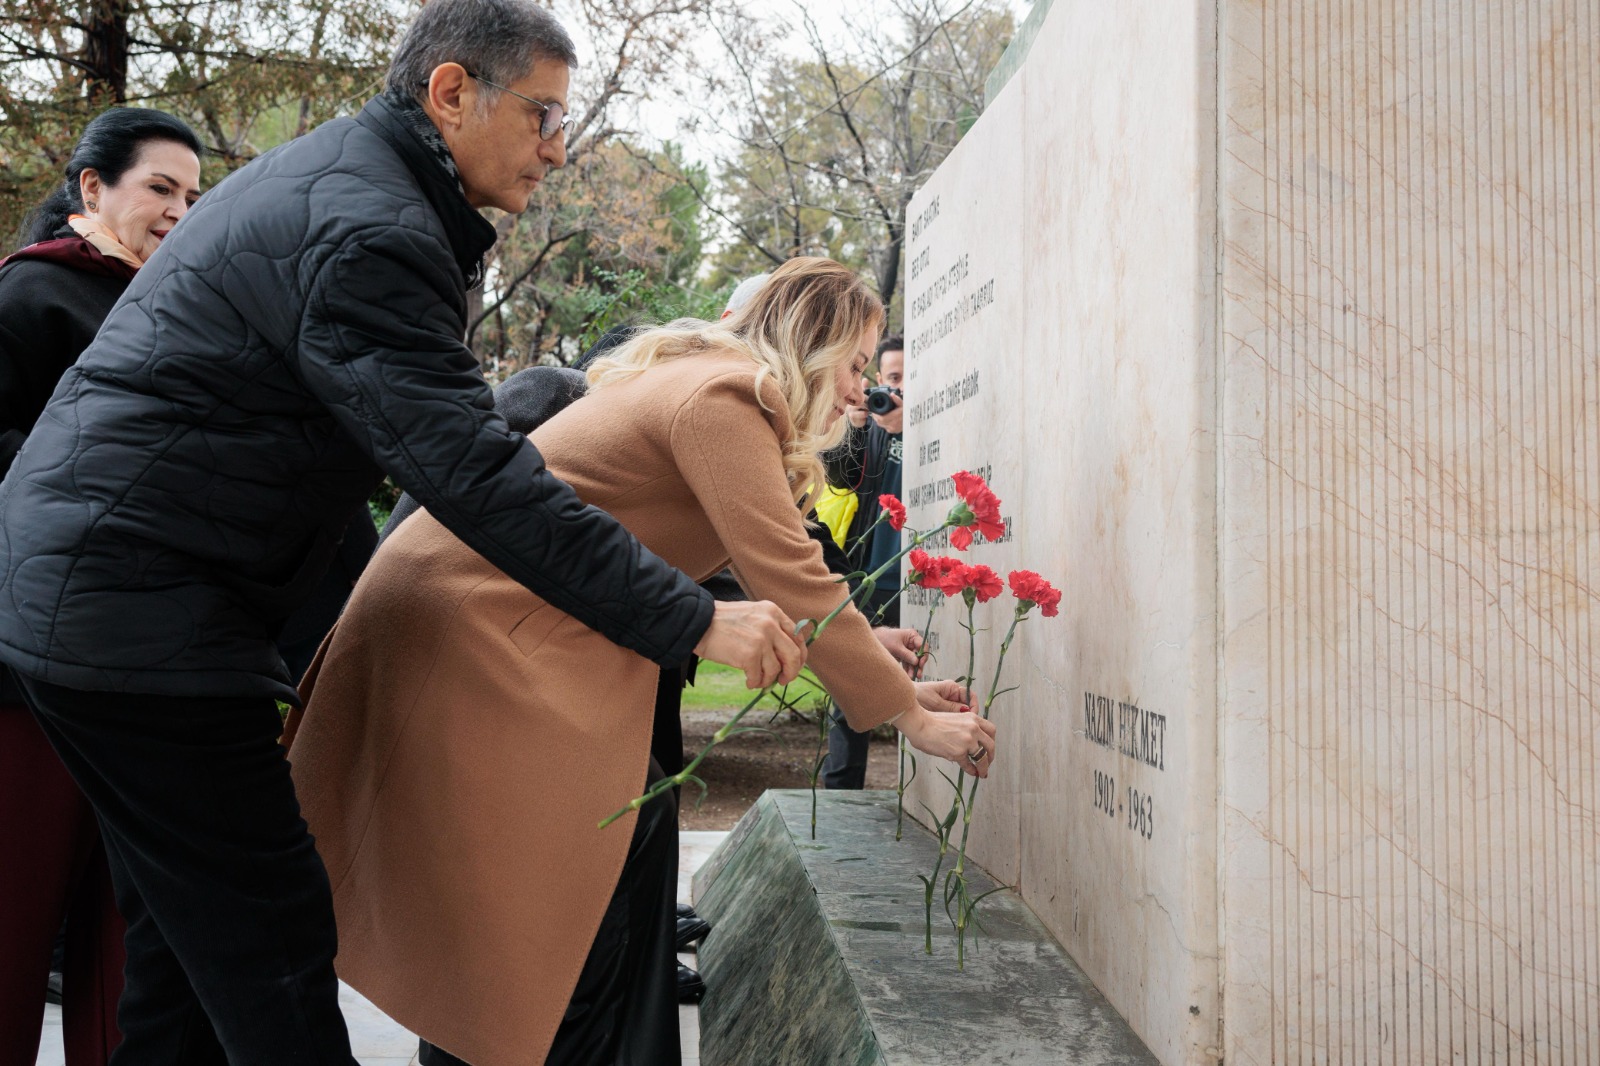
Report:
822,334,911,789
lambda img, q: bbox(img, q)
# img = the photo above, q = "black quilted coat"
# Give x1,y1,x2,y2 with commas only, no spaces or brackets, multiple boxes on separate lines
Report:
0,94,712,702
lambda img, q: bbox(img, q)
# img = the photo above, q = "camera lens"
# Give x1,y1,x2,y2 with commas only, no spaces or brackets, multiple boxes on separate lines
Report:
866,387,900,416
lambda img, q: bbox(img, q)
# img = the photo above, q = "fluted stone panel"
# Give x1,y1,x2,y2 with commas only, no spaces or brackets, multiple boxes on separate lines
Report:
1219,2,1599,1061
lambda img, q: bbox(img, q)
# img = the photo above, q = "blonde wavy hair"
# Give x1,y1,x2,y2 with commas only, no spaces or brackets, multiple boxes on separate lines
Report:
585,256,884,508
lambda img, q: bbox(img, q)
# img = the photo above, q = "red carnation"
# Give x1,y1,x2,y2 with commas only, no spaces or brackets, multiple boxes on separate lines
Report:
909,550,965,596
965,563,1003,603
878,493,907,531
1008,569,1062,618
907,548,935,588
934,558,970,597
948,471,1005,549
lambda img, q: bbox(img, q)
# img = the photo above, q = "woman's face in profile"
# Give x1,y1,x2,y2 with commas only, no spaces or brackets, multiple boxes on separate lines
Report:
85,139,202,262
826,327,874,428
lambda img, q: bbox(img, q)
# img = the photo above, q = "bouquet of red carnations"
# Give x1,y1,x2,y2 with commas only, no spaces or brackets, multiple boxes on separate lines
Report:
601,471,1059,970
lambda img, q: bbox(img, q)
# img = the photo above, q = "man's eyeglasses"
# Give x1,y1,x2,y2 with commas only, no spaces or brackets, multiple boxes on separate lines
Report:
467,71,569,141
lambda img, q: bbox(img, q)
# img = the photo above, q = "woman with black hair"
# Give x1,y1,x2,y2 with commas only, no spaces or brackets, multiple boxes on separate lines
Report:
0,105,202,1066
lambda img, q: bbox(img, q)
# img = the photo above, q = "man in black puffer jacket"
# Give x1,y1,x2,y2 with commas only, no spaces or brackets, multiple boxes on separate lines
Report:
0,1,802,1061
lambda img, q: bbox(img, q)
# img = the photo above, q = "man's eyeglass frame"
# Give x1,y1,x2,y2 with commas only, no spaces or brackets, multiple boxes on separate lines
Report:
466,71,569,141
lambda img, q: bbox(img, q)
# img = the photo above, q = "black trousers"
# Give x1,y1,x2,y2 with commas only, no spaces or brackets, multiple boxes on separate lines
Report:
16,672,355,1066
418,758,681,1066
650,663,690,783
822,705,872,790
822,593,897,791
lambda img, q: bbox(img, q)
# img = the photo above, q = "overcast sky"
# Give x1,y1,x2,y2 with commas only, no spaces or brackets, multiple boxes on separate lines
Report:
581,0,1033,168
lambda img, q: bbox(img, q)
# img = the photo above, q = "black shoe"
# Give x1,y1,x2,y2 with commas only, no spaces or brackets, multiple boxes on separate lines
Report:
676,902,695,920
676,915,712,952
45,971,63,1006
677,962,705,1004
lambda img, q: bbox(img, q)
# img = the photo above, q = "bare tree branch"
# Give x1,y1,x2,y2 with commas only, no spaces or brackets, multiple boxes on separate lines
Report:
468,228,583,343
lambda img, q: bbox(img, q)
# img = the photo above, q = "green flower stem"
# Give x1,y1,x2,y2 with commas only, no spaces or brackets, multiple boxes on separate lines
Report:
915,600,940,677
597,680,767,829
946,607,1030,967
807,524,947,839
858,524,938,594
894,603,940,841
869,582,913,626
949,777,982,969
940,599,979,819
843,506,891,556
979,607,1028,721
895,736,909,841
920,795,957,954
950,609,1027,870
951,779,980,878
956,883,971,968
920,597,977,951
809,695,829,840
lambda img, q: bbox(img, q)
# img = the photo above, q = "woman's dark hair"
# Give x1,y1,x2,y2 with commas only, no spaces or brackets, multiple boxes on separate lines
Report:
21,107,203,248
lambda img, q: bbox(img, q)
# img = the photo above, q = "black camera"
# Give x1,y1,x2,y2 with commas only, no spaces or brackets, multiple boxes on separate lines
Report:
865,386,902,416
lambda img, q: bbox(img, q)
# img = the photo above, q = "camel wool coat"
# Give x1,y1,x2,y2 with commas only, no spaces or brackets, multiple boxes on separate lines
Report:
285,349,917,1065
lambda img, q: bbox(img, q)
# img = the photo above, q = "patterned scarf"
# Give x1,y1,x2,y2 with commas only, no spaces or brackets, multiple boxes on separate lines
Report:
385,87,467,196
383,87,485,289
67,214,144,270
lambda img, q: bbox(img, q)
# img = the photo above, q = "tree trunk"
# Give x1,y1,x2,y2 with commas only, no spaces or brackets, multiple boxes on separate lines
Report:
878,218,905,316
82,0,130,103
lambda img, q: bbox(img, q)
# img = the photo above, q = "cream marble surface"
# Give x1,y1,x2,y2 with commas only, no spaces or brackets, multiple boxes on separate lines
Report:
906,0,1597,1063
900,44,1028,893
904,1,1221,1063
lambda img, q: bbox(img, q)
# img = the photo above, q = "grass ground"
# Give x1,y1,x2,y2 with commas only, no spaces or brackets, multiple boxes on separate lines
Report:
674,663,900,830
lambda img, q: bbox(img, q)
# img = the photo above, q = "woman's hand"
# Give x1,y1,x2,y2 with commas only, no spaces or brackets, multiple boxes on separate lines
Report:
914,678,972,711
873,626,928,677
895,688,996,778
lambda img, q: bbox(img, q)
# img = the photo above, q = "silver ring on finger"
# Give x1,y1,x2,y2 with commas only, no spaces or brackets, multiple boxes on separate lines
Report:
967,747,986,764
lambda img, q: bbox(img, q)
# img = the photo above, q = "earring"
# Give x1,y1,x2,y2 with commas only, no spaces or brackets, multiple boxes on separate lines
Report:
86,201,96,211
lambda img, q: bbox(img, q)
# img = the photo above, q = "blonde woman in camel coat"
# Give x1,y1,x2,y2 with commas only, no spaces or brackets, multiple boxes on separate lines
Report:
285,257,998,1066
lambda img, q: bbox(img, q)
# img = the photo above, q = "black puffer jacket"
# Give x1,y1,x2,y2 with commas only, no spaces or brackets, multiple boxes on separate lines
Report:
0,94,712,702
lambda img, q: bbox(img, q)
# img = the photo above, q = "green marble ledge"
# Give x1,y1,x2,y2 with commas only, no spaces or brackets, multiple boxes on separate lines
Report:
691,790,1158,1066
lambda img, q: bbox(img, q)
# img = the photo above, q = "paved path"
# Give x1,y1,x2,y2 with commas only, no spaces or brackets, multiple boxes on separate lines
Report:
35,831,729,1066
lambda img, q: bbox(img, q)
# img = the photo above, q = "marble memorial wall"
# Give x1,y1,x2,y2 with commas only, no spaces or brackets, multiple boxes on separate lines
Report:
900,1,1597,1063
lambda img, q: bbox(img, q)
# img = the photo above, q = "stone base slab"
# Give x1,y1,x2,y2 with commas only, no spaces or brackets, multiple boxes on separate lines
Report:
691,790,1157,1065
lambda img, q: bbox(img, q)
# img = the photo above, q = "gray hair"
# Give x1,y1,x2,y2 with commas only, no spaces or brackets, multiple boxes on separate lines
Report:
386,0,578,104
725,273,770,314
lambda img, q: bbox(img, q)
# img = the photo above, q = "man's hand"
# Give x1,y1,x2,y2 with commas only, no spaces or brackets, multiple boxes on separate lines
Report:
695,600,807,689
846,402,870,429
873,626,928,677
869,390,903,435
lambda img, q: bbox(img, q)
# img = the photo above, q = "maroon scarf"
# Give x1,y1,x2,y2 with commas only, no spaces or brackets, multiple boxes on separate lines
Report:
1,236,139,281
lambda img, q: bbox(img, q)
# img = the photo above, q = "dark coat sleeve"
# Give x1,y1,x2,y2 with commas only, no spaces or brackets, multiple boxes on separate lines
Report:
822,422,869,492
379,365,588,544
295,225,712,668
0,262,93,478
0,311,24,473
809,517,853,578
